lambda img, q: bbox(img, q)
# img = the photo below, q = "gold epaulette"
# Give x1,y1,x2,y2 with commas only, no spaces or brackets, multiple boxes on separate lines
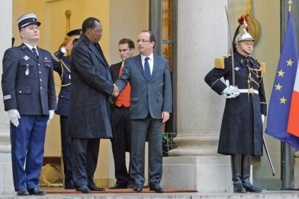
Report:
214,57,225,69
259,62,266,74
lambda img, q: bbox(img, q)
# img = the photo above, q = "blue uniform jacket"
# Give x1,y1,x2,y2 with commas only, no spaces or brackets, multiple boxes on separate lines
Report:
2,44,57,115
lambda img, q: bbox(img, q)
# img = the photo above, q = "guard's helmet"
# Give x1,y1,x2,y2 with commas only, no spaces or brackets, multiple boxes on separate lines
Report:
234,20,254,43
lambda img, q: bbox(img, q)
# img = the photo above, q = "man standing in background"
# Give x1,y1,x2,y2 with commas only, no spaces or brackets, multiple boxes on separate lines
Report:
110,38,135,189
53,28,81,189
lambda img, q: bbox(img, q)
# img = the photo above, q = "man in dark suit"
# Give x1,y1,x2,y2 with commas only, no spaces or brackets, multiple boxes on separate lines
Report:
1,13,59,196
69,17,117,194
109,38,135,189
114,30,172,193
53,29,81,189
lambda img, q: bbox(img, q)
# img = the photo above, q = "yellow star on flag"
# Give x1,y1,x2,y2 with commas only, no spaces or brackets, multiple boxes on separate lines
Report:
286,59,294,66
280,96,287,104
275,83,283,91
277,69,285,77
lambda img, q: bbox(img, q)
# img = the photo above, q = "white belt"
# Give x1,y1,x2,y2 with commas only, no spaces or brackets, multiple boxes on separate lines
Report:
238,88,259,95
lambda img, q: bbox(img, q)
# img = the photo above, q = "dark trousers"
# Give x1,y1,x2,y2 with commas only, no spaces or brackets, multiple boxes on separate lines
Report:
72,138,100,188
10,115,48,191
129,116,163,186
60,115,74,188
111,106,131,185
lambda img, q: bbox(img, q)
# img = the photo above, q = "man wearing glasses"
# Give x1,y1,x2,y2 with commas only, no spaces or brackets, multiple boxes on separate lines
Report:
114,30,172,193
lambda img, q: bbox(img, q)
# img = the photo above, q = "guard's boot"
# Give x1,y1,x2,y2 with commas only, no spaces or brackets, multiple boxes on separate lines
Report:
241,155,262,193
231,155,246,193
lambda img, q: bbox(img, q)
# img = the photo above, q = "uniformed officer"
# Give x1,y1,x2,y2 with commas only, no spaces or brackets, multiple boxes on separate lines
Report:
1,13,62,196
52,29,81,189
204,20,267,193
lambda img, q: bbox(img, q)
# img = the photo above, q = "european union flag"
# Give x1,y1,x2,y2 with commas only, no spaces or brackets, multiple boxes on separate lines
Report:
265,12,299,149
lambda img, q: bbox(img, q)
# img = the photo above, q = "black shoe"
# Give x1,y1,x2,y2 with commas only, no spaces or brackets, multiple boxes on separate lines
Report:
233,182,246,193
28,187,46,195
109,183,128,189
133,184,143,192
149,183,164,193
88,185,105,191
16,189,29,196
242,181,262,193
76,185,91,193
128,183,135,189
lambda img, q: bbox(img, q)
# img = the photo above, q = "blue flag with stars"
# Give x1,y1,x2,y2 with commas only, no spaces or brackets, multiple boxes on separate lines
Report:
265,12,299,149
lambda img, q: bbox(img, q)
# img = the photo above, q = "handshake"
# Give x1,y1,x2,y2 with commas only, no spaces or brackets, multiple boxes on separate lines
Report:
222,80,240,99
113,84,120,97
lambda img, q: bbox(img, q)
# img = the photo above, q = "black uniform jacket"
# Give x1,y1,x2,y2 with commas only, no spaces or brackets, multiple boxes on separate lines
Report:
205,51,267,156
2,44,56,115
53,56,71,116
68,34,114,139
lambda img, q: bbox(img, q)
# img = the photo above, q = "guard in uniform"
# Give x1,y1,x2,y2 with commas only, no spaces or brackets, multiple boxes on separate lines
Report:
1,13,62,196
53,29,81,189
204,21,267,193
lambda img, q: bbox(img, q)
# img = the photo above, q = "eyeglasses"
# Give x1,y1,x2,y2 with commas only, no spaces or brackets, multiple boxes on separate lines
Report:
137,39,151,43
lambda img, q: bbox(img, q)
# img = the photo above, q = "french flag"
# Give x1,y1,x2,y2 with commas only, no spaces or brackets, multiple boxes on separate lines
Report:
288,62,299,136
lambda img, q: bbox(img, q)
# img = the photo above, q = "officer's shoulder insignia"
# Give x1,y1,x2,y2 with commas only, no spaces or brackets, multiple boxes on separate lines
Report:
259,61,266,74
214,56,227,69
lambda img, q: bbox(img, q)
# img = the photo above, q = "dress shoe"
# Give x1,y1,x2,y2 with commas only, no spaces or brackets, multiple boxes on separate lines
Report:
133,184,143,192
76,185,91,193
109,183,128,189
88,185,105,191
149,183,164,193
28,187,46,195
128,183,135,189
16,189,29,196
242,181,262,193
233,182,246,193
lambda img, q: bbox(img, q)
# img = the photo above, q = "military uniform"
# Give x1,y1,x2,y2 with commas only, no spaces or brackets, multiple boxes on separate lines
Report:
205,52,267,155
204,19,267,193
1,43,58,192
1,13,63,196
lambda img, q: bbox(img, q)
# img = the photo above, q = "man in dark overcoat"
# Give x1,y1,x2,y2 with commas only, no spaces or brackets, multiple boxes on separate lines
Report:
68,17,117,193
205,21,267,193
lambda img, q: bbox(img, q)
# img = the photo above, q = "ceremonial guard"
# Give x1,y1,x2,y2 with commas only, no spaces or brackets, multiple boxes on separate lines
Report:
204,20,267,193
1,13,62,196
53,29,81,189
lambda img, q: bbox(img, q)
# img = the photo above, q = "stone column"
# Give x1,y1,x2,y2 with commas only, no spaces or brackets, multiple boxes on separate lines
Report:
161,0,232,192
0,0,14,194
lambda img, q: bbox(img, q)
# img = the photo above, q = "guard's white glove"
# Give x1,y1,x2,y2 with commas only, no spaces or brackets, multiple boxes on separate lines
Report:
8,109,20,127
261,114,265,124
47,110,55,125
222,80,240,98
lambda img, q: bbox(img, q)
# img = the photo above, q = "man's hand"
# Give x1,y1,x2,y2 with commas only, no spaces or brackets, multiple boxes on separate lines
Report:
8,109,20,127
113,84,119,97
64,37,77,51
162,112,170,123
47,110,55,125
222,80,240,98
261,114,265,124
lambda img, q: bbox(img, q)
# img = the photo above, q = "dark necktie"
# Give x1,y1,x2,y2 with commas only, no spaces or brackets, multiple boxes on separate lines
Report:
144,57,151,81
32,48,39,59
